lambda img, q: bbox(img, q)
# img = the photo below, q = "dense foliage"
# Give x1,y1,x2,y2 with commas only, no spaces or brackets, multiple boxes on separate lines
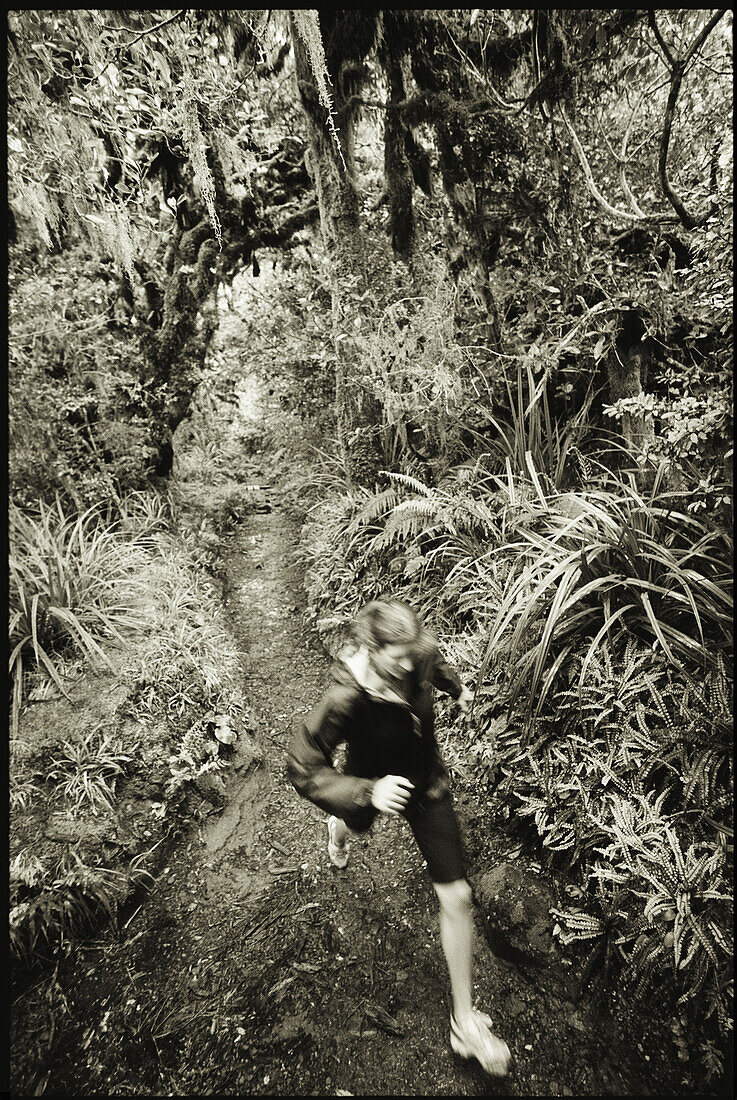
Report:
8,7,733,1082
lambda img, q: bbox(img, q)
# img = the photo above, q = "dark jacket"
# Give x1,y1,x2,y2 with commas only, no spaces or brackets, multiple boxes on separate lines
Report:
287,648,463,817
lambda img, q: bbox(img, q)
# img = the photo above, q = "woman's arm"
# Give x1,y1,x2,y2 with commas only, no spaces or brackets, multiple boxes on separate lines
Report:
430,651,464,700
287,688,376,815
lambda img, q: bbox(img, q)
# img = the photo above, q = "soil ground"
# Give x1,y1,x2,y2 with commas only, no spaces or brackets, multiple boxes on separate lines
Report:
9,326,725,1097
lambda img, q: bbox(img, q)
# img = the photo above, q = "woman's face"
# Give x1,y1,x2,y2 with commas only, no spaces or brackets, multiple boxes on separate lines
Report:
370,642,415,685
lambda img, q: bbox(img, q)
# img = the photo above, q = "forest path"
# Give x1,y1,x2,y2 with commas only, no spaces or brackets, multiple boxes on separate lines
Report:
13,342,694,1097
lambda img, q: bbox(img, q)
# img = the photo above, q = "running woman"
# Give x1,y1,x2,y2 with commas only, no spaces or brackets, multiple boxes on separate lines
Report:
287,598,511,1077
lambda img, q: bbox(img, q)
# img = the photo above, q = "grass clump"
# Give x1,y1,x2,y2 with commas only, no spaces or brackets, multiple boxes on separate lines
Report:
9,498,145,735
47,729,133,816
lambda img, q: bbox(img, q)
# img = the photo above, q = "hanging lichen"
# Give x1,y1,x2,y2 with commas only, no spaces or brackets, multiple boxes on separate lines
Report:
211,129,257,195
101,202,136,285
78,199,135,283
14,177,61,250
176,38,223,249
291,9,347,172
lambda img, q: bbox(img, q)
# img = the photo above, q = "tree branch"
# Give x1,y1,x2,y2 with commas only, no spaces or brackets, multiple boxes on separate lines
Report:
255,200,320,249
121,10,187,53
597,97,646,217
682,8,728,67
618,86,665,218
657,9,727,229
647,11,675,69
94,11,187,85
443,18,522,112
560,105,673,224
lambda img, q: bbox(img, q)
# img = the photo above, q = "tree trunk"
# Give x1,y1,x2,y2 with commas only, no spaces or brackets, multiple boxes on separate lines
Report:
138,220,219,476
380,18,415,260
290,15,381,488
606,313,656,477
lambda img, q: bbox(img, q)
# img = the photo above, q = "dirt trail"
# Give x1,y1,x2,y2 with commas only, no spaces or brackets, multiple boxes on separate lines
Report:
11,366,704,1096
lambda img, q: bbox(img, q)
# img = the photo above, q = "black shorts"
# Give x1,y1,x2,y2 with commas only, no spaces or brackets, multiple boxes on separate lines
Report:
341,789,466,885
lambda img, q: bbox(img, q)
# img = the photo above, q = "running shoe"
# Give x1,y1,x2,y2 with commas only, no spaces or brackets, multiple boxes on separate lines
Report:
327,815,349,868
450,1009,511,1076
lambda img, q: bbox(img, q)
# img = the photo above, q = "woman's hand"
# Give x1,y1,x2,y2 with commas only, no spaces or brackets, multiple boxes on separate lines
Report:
371,775,414,814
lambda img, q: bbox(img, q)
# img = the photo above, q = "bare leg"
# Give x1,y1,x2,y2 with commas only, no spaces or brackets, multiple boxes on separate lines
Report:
433,879,475,1022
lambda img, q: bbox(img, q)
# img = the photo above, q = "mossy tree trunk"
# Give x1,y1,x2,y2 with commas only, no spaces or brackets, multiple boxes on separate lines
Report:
379,14,415,261
138,220,219,476
130,133,319,479
289,13,382,489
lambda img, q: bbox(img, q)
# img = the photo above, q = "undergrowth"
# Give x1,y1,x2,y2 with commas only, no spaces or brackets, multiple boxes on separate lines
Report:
9,487,253,974
300,371,733,1071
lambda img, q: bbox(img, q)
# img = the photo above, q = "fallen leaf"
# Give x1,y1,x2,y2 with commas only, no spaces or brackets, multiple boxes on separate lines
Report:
363,1003,403,1037
267,974,296,997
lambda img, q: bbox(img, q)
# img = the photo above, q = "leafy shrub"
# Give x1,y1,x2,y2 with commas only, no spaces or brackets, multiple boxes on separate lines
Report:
122,523,248,744
164,718,229,800
478,355,600,493
8,247,157,508
355,280,467,465
114,487,175,542
210,485,262,534
10,848,155,967
301,472,487,651
490,633,733,1036
8,498,145,734
10,773,43,814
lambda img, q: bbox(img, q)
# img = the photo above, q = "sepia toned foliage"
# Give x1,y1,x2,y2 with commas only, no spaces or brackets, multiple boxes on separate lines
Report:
8,8,733,1075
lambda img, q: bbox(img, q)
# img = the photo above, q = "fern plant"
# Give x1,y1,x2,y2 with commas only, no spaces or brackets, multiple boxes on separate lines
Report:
10,847,155,967
356,285,467,468
595,803,732,1020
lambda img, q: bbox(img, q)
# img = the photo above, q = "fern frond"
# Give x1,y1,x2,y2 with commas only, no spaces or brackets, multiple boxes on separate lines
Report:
689,918,721,969
368,500,445,554
705,919,732,954
350,487,402,530
386,471,436,497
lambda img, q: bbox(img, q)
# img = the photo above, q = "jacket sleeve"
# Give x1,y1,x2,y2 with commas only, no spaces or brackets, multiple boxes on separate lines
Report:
287,687,376,816
430,648,463,699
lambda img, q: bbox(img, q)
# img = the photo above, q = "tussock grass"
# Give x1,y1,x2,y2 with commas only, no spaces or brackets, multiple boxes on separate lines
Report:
480,465,733,723
9,498,148,734
125,531,242,716
47,729,133,816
